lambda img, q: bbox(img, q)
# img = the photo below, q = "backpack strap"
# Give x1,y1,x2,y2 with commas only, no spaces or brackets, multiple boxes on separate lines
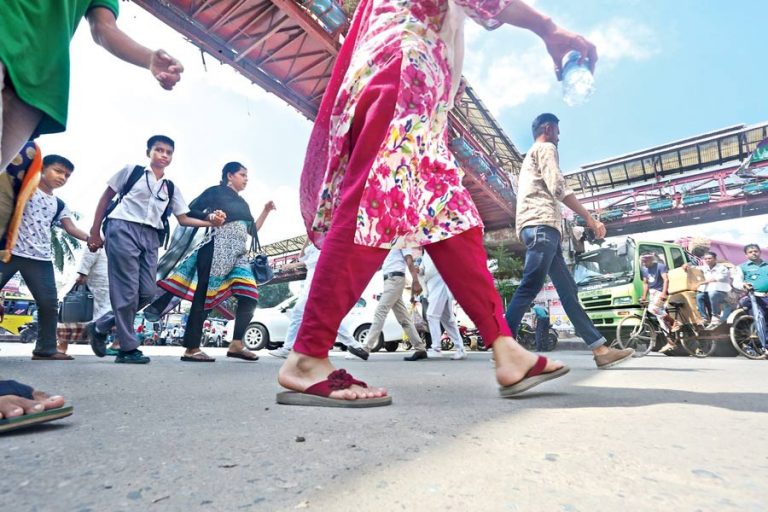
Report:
102,165,145,233
121,165,146,199
159,179,175,249
52,197,66,227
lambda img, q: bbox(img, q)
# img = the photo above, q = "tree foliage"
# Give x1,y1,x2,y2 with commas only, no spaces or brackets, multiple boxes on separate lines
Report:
256,282,292,308
488,245,524,306
341,0,361,14
488,246,524,281
50,212,82,272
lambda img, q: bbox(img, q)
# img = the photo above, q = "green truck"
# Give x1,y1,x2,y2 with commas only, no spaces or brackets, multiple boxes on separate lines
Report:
572,237,696,342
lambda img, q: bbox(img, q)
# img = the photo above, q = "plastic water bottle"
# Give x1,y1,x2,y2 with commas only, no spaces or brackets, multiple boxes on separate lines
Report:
561,51,595,107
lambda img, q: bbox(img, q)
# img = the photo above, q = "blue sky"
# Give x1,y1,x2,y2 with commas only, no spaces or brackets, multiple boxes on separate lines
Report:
465,0,767,171
40,0,768,254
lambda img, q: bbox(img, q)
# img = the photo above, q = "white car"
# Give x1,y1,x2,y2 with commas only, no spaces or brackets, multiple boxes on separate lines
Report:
238,295,405,351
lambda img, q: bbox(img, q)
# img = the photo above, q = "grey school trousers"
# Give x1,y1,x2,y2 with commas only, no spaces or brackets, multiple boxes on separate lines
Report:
95,219,160,352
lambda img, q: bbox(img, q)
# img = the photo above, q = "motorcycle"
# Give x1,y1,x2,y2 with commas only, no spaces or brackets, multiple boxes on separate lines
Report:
18,321,38,344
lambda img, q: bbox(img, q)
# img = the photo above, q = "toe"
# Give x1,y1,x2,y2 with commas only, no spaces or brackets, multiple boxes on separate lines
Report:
31,390,65,410
0,400,25,419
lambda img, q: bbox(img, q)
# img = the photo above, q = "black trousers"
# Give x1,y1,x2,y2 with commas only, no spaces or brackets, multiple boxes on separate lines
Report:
0,256,58,356
180,240,257,349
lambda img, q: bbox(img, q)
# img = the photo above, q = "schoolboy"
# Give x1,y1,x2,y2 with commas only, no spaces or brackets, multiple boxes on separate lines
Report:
0,154,89,360
86,135,224,364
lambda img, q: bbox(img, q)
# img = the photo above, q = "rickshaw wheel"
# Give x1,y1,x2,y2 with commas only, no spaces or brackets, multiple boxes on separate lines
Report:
730,314,766,360
681,333,715,358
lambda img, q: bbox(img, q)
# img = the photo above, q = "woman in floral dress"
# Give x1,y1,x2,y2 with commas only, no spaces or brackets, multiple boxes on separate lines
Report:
278,0,598,406
149,162,276,362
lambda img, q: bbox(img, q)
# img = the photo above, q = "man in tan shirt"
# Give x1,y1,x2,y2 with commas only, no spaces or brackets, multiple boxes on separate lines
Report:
505,113,634,369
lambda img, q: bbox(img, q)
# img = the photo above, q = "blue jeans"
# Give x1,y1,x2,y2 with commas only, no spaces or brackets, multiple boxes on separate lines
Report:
505,226,606,349
697,290,732,322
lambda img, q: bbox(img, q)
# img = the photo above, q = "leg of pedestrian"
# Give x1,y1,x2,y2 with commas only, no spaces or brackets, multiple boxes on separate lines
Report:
426,228,569,395
547,242,634,368
504,226,558,335
226,297,259,361
180,241,215,362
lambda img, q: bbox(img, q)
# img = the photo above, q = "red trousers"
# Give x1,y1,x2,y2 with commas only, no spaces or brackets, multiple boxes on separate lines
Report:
294,58,511,358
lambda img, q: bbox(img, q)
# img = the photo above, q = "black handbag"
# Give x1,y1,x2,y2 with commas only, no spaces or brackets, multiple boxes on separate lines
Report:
249,230,274,284
58,283,94,323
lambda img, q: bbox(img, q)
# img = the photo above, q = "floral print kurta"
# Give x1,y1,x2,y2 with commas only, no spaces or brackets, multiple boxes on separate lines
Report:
310,0,513,249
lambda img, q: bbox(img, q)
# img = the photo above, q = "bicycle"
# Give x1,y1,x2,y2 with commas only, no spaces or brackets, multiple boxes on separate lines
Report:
615,307,657,357
616,299,729,358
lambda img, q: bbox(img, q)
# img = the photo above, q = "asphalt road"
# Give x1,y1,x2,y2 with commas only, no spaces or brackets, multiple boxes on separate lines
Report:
2,342,766,512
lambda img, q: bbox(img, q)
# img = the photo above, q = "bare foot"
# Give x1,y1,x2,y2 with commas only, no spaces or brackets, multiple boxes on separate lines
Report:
492,336,565,387
0,389,66,419
57,341,69,354
278,351,387,401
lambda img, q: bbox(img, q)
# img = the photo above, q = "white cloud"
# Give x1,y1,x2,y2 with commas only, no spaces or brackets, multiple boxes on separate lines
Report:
463,17,659,116
588,18,660,63
466,46,554,113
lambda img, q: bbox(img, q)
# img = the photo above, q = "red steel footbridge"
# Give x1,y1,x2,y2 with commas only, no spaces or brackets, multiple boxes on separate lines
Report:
132,0,524,281
566,122,768,236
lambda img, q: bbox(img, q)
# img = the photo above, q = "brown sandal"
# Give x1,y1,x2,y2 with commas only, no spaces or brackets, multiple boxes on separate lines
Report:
226,349,259,361
32,352,74,360
180,351,215,362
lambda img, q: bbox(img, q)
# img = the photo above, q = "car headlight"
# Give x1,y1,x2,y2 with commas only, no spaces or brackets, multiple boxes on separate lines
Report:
613,296,633,306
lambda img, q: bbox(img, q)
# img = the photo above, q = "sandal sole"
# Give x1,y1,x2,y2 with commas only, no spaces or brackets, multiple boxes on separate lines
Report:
276,391,392,408
499,366,570,397
180,356,215,362
0,405,74,433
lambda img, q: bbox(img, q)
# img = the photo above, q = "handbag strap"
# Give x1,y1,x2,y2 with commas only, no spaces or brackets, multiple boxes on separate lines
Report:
250,226,262,254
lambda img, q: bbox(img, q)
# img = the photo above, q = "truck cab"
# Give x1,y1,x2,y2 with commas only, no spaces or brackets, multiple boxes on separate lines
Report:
573,238,696,342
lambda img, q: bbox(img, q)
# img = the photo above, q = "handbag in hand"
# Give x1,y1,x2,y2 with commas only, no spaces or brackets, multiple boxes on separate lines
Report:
58,283,94,323
249,229,274,284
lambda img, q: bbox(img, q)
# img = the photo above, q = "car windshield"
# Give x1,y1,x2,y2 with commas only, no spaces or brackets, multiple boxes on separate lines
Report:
574,244,634,286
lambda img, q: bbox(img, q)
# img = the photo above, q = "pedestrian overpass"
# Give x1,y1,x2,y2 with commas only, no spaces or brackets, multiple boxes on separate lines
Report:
133,0,521,230
567,122,768,235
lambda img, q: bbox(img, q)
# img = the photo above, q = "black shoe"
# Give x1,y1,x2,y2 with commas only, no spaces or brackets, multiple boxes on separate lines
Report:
86,322,107,358
403,350,427,361
347,346,369,361
115,349,151,364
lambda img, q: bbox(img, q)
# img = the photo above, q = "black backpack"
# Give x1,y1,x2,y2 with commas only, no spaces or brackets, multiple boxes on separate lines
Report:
102,166,175,248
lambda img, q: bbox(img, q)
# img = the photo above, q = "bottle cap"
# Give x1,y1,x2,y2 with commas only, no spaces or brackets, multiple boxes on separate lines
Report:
563,50,582,67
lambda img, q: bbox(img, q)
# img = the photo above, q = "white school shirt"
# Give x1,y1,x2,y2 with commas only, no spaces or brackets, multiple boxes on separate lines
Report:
106,165,189,230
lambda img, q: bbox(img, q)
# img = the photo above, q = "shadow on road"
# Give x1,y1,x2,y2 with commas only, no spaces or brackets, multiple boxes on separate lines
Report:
518,385,768,414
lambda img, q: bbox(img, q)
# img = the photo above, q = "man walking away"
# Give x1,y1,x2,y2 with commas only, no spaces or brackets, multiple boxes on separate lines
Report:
365,249,427,360
505,113,633,369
